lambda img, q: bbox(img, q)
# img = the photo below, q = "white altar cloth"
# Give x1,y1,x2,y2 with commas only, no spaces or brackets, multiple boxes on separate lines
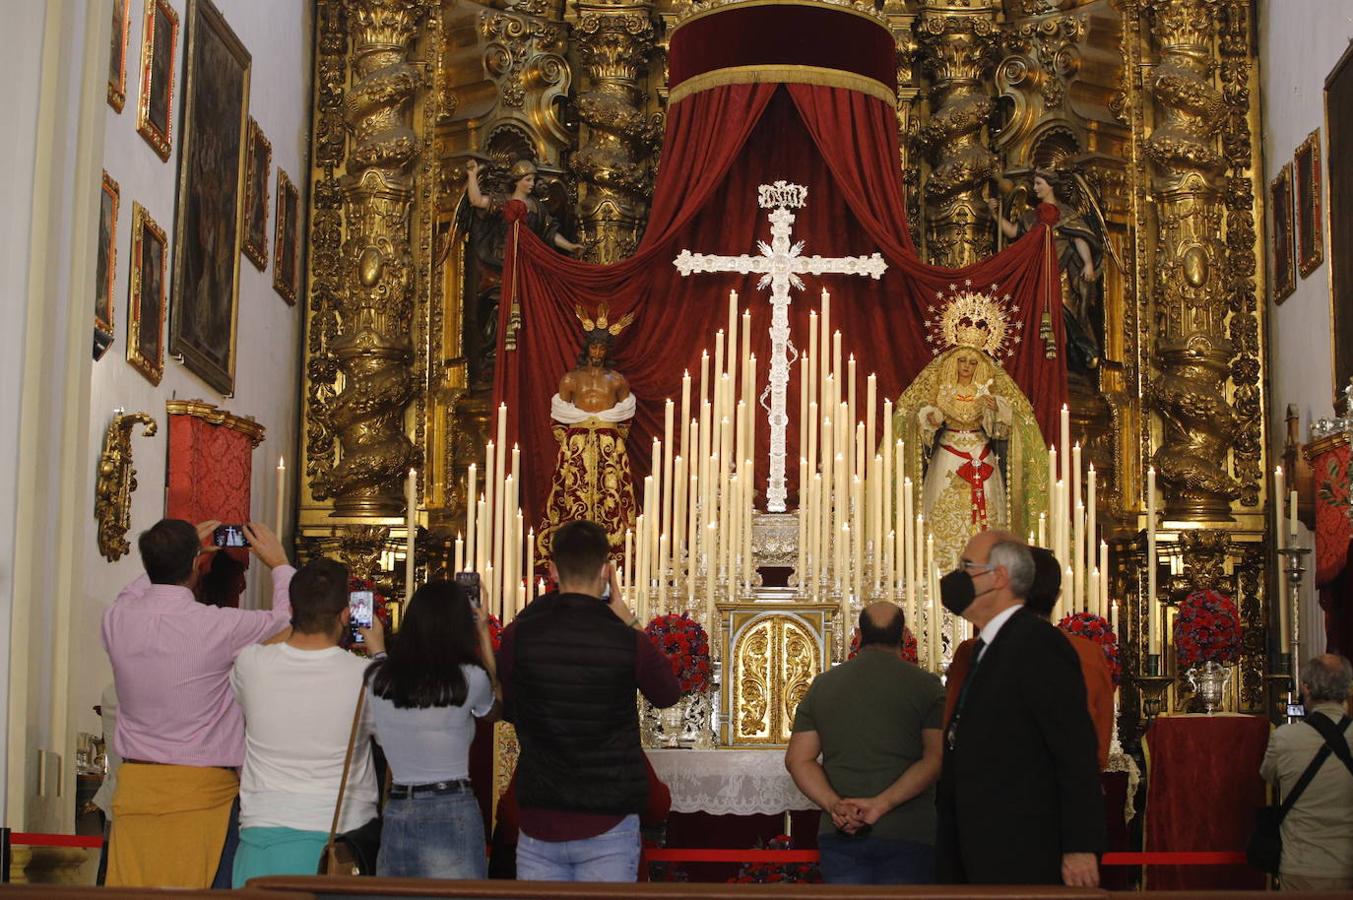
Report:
646,749,815,816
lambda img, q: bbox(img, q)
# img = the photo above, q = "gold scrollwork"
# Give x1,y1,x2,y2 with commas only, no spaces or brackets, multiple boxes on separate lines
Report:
731,611,823,744
164,399,266,446
95,412,158,562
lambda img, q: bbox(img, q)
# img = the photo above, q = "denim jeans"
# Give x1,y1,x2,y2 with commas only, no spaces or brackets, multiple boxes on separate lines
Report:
817,832,935,885
516,814,640,882
377,788,486,879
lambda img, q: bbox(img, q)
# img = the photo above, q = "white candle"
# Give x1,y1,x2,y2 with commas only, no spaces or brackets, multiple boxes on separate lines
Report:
1087,463,1097,604
624,527,633,601
662,399,675,578
847,355,858,441
832,332,843,410
865,372,877,465
274,457,286,538
798,457,809,586
526,527,535,603
1099,539,1109,619
673,454,686,565
454,534,464,576
1147,465,1158,655
1289,489,1299,543
1038,512,1047,548
1059,404,1070,489
405,468,417,600
680,371,692,464
494,406,507,596
465,463,477,574
657,533,669,614
1274,466,1286,551
475,496,488,574
688,470,699,606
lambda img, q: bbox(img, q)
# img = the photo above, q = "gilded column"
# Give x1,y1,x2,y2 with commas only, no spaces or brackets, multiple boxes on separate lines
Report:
915,0,1000,268
323,0,429,516
570,0,658,265
1143,0,1238,521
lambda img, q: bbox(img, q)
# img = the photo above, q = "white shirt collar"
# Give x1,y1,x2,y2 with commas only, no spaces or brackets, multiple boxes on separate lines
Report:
976,603,1022,656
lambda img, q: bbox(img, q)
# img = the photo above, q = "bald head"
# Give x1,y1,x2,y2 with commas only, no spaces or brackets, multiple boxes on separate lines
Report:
1303,653,1353,705
858,601,905,650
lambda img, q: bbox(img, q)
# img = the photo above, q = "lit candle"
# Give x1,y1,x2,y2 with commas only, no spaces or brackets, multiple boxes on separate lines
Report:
475,496,488,574
673,454,686,565
741,309,752,386
1047,444,1057,529
494,406,508,596
1147,465,1158,655
1059,404,1070,490
1274,466,1285,551
712,331,725,458
405,468,417,600
526,527,535,603
484,442,496,574
1087,463,1097,607
727,294,739,390
1099,539,1109,619
680,371,692,464
274,456,286,538
662,399,675,577
1072,442,1082,607
1110,599,1119,636
819,293,831,417
865,373,877,462
454,533,464,575
847,355,858,437
832,331,843,410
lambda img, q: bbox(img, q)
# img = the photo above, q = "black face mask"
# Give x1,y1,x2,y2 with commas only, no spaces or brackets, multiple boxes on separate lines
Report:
940,568,975,616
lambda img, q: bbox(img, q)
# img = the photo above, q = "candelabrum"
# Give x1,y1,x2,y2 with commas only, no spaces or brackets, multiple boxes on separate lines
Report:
1276,545,1309,722
1135,674,1173,722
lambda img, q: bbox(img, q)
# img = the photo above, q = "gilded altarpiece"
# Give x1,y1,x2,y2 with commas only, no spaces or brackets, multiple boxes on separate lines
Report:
300,0,1276,733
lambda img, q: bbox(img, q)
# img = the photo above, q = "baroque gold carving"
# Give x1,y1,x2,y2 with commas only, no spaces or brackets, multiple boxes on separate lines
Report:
337,524,392,581
915,1,1001,267
730,611,823,745
96,412,158,562
569,0,660,264
164,399,267,446
1143,0,1238,522
735,622,772,740
315,0,429,516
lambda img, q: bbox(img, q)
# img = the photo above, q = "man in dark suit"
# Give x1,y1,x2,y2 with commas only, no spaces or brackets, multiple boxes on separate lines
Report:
935,530,1105,887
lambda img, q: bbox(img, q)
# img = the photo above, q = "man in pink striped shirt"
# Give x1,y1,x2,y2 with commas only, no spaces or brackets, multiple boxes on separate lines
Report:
102,518,293,888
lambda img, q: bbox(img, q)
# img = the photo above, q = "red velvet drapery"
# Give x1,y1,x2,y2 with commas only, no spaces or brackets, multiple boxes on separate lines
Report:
495,84,1065,530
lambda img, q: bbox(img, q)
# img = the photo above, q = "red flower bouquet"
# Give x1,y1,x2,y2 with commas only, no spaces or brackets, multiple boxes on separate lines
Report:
727,835,821,884
644,613,712,696
1173,589,1241,669
847,627,920,664
1056,611,1123,684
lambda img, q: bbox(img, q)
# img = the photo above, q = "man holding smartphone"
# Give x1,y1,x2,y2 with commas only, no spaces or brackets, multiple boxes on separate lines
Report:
102,519,293,889
229,558,379,885
497,520,680,882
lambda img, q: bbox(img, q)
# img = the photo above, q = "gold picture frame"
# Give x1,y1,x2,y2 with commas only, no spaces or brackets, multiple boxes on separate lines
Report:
127,203,168,385
1328,39,1353,405
96,171,120,359
135,0,178,161
1269,163,1296,304
1295,129,1324,278
273,168,299,305
108,0,131,112
168,0,251,395
242,118,271,270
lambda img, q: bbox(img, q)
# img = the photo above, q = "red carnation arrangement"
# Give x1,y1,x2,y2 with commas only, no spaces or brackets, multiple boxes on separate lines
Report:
1172,589,1241,670
727,834,821,885
847,627,920,664
341,577,392,654
1056,611,1122,685
644,613,712,696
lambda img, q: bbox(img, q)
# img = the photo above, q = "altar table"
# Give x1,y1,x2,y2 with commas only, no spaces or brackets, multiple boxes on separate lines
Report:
646,749,814,816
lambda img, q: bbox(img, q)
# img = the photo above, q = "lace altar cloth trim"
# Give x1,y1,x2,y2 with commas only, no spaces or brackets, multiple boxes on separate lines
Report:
646,749,815,816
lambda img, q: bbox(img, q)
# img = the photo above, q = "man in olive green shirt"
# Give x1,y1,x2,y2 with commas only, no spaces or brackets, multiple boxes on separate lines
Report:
785,601,945,884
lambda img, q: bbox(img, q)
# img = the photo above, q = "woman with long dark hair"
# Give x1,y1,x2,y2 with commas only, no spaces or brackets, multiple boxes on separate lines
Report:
367,580,499,878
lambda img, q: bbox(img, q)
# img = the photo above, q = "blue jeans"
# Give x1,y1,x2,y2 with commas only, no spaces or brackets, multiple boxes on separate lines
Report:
516,814,640,882
817,832,934,885
377,789,486,879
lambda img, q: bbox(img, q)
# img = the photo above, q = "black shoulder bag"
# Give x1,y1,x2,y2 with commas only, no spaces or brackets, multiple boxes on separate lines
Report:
1247,712,1353,875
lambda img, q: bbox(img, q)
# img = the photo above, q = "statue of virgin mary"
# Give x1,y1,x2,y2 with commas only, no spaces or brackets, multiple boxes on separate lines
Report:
893,288,1049,571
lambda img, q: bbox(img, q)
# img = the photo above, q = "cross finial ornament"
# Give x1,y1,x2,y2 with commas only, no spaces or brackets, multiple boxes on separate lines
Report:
674,182,887,512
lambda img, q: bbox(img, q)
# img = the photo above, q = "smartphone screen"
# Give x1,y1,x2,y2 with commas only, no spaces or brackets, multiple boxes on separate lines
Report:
212,524,249,548
454,572,481,609
1287,702,1306,718
349,591,374,643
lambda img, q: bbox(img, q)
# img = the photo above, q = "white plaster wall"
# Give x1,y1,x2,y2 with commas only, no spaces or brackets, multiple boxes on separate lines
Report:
1259,5,1353,661
76,0,311,751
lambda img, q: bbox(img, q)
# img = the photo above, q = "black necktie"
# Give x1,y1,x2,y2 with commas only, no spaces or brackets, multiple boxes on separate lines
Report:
946,637,986,751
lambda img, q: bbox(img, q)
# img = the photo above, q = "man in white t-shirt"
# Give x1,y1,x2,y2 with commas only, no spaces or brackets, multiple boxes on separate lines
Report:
229,558,378,886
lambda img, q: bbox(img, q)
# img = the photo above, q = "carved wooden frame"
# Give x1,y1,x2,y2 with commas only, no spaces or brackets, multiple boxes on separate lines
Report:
273,168,299,304
135,0,179,161
1269,162,1295,304
96,171,120,352
127,202,168,386
242,117,271,270
108,0,132,112
1295,128,1324,278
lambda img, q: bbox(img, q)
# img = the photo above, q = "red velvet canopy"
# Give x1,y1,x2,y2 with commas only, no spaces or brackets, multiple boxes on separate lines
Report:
494,2,1066,528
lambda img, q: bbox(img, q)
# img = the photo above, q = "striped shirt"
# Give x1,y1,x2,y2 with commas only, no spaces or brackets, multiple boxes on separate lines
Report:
102,566,294,768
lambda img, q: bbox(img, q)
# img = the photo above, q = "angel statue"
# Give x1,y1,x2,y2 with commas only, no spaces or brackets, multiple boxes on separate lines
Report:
536,303,638,565
894,288,1049,571
988,168,1119,376
456,158,583,389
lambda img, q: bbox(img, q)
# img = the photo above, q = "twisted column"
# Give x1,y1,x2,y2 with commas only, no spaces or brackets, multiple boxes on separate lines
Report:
570,0,657,265
326,0,428,516
1143,0,1238,521
915,0,1000,268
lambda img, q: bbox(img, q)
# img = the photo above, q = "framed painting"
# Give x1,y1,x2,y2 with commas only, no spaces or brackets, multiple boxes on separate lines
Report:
1269,163,1296,305
127,203,167,385
95,172,120,360
108,0,131,112
242,118,271,270
169,0,251,396
273,168,299,305
1295,129,1324,278
135,0,178,161
1328,43,1353,403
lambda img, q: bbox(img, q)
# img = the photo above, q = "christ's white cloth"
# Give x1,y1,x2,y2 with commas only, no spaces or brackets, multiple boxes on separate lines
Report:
645,749,814,815
550,393,636,425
